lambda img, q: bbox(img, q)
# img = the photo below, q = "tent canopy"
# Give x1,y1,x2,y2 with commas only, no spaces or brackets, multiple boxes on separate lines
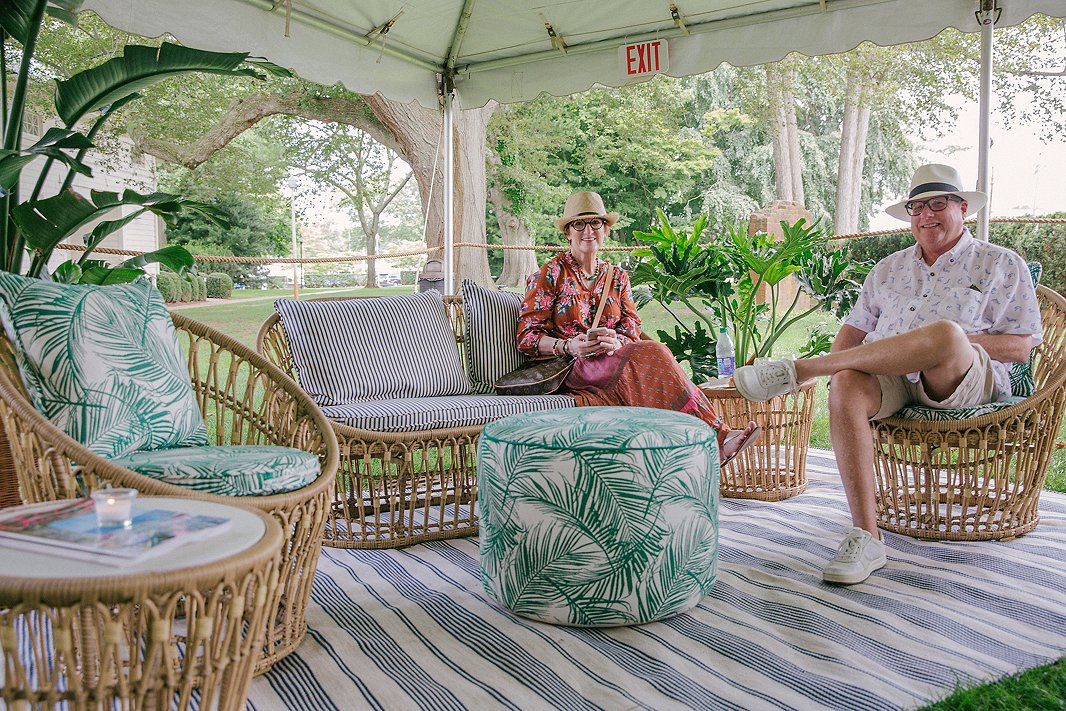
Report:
84,0,1065,109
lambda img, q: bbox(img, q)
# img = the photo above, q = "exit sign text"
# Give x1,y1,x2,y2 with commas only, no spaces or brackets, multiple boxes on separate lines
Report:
619,39,669,79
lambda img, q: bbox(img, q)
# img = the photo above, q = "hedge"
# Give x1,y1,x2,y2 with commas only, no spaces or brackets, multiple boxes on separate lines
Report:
156,272,180,303
206,272,234,299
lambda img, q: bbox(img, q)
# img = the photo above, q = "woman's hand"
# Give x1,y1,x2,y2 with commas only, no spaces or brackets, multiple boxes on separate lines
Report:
570,330,623,358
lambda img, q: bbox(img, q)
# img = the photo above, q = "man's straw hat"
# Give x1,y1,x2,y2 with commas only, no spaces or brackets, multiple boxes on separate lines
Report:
884,163,987,222
554,191,620,232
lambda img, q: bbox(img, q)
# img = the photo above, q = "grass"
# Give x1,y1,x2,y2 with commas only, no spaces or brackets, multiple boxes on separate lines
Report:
171,289,1066,710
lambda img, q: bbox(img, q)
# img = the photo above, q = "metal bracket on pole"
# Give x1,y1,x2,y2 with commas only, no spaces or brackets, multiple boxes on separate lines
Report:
975,0,999,242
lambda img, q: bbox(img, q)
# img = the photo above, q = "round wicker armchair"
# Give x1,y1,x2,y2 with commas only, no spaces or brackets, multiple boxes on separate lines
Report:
871,284,1066,541
0,313,340,673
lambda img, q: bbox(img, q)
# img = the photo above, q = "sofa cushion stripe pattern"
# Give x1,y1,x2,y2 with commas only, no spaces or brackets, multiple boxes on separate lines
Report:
460,280,526,393
320,393,575,433
275,291,473,406
0,274,207,458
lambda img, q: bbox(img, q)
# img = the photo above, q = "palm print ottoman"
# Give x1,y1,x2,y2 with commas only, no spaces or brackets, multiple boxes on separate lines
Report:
478,406,719,626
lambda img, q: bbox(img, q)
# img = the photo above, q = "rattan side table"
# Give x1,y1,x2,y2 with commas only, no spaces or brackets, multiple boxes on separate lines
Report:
0,497,283,710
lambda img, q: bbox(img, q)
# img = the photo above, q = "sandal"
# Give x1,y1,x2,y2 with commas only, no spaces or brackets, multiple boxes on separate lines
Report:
719,422,762,468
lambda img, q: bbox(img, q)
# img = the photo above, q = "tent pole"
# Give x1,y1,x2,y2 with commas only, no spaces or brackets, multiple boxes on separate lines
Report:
443,88,455,295
975,1,997,242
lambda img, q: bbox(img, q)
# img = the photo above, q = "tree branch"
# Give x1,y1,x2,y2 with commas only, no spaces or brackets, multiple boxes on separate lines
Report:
129,89,402,168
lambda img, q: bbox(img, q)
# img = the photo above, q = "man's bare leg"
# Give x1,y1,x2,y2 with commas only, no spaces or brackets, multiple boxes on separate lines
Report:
828,370,883,536
794,320,974,400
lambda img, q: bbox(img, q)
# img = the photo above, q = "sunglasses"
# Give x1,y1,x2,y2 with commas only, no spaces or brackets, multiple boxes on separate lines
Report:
904,194,962,216
567,218,607,231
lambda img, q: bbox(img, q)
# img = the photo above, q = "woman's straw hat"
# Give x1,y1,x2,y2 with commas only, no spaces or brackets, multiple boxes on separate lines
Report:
884,164,987,222
554,191,620,232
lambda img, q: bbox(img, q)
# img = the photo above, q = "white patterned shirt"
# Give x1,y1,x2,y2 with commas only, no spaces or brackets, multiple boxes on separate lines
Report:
843,229,1042,399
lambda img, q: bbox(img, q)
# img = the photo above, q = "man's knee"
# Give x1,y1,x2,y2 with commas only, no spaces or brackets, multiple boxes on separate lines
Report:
828,370,881,415
921,320,970,350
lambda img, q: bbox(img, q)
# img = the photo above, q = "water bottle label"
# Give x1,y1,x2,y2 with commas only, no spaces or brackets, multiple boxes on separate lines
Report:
717,356,735,378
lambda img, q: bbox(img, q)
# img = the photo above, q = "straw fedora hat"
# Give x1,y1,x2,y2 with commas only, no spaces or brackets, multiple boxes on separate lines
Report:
554,191,620,232
884,164,987,222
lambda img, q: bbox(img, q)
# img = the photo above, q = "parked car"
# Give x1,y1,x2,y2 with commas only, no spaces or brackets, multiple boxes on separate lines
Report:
376,274,401,286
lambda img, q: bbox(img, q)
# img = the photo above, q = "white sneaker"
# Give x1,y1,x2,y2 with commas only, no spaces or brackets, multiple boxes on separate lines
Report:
732,359,799,402
822,528,887,585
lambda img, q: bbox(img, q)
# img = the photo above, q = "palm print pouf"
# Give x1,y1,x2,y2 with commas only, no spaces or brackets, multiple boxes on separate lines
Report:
478,406,720,626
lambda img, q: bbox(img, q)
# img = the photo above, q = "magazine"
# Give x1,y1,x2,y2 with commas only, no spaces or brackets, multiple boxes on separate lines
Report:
0,498,232,566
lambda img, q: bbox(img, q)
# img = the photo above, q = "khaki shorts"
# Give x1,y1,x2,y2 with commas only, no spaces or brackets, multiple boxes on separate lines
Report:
872,344,996,421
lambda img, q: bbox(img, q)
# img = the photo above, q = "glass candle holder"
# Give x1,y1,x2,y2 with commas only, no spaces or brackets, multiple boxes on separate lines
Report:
91,488,137,528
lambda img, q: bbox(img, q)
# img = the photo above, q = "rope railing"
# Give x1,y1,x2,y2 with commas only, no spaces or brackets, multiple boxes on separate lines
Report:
53,216,1066,266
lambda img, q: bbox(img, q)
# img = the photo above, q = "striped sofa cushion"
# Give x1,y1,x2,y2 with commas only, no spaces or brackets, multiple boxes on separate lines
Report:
320,393,575,433
275,291,472,406
461,280,526,393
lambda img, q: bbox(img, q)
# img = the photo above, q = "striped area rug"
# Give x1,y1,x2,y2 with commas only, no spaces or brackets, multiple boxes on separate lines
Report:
248,450,1066,710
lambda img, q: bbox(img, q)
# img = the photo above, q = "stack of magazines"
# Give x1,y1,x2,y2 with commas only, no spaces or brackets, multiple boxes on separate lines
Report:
0,499,232,566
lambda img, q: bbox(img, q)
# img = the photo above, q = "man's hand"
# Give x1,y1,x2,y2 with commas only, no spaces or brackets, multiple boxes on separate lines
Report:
967,333,1033,363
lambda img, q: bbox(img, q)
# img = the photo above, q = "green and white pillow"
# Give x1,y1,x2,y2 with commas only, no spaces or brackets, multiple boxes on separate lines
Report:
461,279,525,394
113,445,320,496
0,273,207,459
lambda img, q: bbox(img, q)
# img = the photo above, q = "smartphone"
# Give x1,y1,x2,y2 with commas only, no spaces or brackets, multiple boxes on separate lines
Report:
587,327,612,338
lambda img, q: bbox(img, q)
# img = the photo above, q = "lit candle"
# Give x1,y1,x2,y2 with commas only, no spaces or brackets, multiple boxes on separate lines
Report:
91,488,137,528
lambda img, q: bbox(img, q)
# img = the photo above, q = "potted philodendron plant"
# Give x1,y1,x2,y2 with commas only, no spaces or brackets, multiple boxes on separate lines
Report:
631,210,870,500
0,0,288,504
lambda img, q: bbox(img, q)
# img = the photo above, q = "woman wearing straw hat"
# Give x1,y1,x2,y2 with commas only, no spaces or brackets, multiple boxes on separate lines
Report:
516,190,761,467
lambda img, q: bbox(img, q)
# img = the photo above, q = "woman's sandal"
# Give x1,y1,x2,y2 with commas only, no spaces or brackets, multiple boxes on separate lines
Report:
719,422,762,468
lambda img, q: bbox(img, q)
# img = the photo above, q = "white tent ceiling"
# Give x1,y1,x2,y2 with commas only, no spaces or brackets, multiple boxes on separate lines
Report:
83,0,1066,109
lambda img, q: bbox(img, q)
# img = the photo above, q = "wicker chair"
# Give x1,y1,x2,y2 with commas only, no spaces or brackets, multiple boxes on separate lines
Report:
0,313,340,673
871,284,1066,541
258,295,481,549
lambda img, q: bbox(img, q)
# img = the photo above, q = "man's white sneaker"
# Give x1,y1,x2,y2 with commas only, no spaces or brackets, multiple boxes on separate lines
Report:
822,528,887,585
732,359,799,402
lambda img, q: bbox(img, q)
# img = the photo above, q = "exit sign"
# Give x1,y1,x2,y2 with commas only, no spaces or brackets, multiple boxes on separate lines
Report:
619,39,669,79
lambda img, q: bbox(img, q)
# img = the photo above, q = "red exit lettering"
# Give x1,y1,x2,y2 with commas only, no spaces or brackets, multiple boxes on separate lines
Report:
619,39,670,79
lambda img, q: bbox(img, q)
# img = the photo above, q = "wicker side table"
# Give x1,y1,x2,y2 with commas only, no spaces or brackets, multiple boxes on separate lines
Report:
701,381,816,501
0,497,282,711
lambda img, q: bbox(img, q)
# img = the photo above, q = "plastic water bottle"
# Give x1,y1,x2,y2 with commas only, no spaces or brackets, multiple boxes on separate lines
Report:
716,327,735,379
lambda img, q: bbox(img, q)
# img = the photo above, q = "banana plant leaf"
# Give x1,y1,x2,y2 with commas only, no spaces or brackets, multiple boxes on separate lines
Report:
0,128,94,189
54,43,265,127
0,0,80,45
12,188,224,256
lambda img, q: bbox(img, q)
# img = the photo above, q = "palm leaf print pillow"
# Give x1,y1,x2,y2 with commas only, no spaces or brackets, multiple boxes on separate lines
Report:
0,274,207,459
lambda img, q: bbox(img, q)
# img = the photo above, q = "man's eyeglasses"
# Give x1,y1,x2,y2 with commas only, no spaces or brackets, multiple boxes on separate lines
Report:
568,218,606,231
904,194,962,216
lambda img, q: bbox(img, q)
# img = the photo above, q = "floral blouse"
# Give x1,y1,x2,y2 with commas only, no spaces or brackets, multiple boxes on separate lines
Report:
516,252,642,356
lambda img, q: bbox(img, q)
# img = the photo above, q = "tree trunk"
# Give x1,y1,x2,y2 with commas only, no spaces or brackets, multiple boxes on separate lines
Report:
767,61,803,205
834,64,874,234
767,63,793,203
364,97,495,289
488,177,538,287
453,102,495,286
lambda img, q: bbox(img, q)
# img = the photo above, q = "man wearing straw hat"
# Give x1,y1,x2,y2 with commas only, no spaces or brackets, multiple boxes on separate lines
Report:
732,164,1043,585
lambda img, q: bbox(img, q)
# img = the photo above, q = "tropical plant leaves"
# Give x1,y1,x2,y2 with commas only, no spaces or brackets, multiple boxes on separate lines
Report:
0,0,81,46
54,43,264,126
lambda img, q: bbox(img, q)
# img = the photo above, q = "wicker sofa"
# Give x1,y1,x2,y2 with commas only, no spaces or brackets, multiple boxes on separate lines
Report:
0,313,340,673
257,285,576,549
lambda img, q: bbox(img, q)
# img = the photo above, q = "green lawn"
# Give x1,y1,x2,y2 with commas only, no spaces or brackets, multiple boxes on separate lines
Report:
171,289,1066,710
